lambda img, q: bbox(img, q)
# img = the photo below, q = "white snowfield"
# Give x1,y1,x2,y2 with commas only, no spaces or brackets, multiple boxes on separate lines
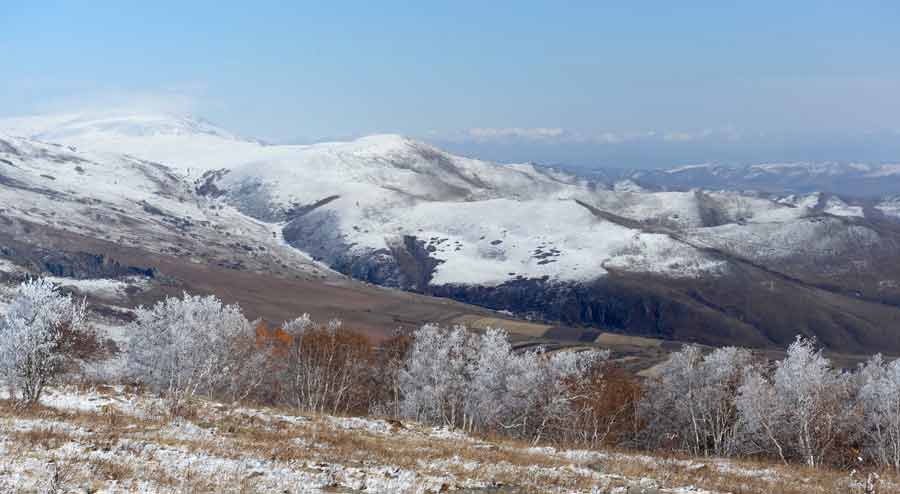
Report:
0,132,325,278
0,386,785,493
0,112,884,287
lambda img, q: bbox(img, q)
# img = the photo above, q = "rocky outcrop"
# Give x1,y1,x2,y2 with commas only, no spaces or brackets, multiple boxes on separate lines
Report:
0,237,155,280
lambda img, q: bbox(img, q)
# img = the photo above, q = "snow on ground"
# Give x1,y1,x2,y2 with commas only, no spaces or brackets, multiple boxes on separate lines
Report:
822,196,864,218
0,112,886,291
3,386,887,494
776,193,820,209
686,217,880,263
42,276,147,302
876,197,900,219
0,113,731,284
864,163,900,177
0,133,328,279
0,259,26,275
0,386,748,493
586,190,704,228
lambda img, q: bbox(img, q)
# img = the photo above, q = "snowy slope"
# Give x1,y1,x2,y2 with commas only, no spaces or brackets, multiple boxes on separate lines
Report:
0,113,732,286
0,112,891,291
6,112,900,353
631,161,900,197
0,133,324,277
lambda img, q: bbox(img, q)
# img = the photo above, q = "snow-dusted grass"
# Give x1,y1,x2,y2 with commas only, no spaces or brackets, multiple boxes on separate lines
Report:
686,216,880,263
43,276,147,301
0,386,895,494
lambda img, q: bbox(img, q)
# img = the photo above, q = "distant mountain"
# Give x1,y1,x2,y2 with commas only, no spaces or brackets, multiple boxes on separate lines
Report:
3,112,900,354
620,162,900,198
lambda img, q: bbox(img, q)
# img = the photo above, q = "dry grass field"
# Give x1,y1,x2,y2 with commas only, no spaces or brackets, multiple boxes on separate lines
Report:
0,386,896,493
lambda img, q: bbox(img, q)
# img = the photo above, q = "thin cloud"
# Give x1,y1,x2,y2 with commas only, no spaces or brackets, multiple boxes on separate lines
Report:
8,83,208,118
432,127,740,145
467,127,566,140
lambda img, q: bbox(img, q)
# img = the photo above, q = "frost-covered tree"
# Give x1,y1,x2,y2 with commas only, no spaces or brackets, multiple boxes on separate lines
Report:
858,354,900,471
467,327,531,432
737,336,853,467
399,324,474,427
399,324,604,441
282,313,313,334
216,319,288,405
512,348,605,443
0,278,87,405
126,293,251,413
640,345,752,456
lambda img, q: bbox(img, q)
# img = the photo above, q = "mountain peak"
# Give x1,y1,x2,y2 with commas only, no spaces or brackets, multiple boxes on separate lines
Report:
0,111,244,143
346,133,419,152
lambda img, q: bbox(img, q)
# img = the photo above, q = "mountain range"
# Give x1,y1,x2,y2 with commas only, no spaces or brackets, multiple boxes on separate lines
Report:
1,112,899,354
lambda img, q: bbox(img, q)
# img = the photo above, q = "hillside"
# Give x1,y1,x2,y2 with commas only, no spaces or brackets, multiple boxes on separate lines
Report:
626,162,900,198
3,113,900,353
1,386,891,494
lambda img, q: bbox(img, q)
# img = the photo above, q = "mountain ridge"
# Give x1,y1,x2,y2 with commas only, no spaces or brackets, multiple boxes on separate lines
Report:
2,112,900,353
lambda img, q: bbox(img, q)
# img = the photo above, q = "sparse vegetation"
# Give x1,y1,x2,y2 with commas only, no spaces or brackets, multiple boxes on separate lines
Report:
1,279,900,492
0,278,99,405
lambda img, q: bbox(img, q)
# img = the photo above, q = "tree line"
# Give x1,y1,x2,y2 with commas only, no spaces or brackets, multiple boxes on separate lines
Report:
1,280,898,472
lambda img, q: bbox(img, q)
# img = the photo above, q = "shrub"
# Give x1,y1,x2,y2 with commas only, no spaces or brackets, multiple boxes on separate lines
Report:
126,293,251,414
568,362,641,448
737,337,855,467
283,318,375,415
640,345,752,457
858,354,900,471
399,324,606,442
0,278,90,405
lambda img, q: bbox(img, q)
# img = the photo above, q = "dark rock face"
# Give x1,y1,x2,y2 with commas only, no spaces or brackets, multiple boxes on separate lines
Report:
430,266,900,353
280,200,444,292
0,243,155,280
387,235,444,292
430,278,691,341
282,207,403,287
195,168,230,198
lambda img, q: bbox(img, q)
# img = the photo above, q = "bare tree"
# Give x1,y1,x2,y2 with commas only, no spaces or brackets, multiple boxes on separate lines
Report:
284,318,375,415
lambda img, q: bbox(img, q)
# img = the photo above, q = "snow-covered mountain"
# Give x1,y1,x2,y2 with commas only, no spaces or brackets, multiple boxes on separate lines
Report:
3,112,900,353
0,113,726,287
0,133,320,276
625,161,900,198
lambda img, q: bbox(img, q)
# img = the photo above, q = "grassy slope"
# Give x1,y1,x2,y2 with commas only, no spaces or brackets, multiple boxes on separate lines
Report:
1,386,896,494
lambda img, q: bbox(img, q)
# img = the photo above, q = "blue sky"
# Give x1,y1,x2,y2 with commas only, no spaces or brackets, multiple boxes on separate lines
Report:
3,1,899,167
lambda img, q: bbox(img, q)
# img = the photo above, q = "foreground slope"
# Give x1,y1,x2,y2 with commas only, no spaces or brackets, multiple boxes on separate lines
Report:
2,386,891,494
